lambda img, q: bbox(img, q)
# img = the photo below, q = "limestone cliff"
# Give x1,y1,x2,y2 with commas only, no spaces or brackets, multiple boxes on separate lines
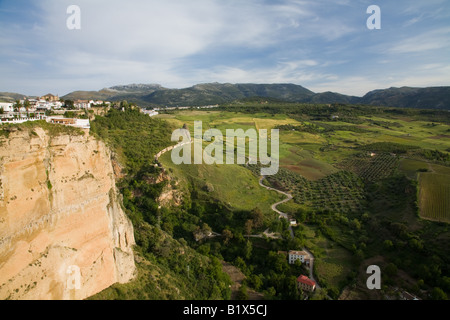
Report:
0,127,135,300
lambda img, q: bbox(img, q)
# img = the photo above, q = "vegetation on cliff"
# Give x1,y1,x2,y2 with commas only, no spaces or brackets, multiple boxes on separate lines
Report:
89,106,232,300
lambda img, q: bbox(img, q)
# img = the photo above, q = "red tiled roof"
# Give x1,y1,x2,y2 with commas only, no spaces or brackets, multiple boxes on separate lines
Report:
297,275,316,287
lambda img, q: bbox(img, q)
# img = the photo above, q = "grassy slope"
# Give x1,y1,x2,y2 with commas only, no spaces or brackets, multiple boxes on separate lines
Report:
159,148,283,218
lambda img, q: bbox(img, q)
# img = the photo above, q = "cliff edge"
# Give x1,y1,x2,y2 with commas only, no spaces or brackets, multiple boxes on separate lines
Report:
0,126,135,300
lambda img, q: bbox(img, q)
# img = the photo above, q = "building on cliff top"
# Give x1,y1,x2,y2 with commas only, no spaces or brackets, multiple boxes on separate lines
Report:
47,116,90,129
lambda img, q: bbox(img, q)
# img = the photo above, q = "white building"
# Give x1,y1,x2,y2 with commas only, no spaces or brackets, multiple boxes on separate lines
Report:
0,103,13,113
49,101,63,109
46,116,90,129
288,250,309,265
142,109,159,117
36,103,49,110
74,100,90,109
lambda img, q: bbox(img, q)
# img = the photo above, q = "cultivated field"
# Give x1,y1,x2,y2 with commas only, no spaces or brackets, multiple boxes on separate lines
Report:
418,172,450,223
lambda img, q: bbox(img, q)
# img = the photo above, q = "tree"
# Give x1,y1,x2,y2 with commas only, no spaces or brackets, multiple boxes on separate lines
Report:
236,284,249,300
120,100,129,110
263,287,276,299
248,274,263,291
13,100,22,113
201,223,212,236
351,218,361,231
64,100,74,109
23,99,30,117
222,229,233,245
385,263,398,277
296,208,307,222
234,256,247,274
431,287,447,300
244,219,253,235
383,240,394,250
250,208,264,229
244,240,252,260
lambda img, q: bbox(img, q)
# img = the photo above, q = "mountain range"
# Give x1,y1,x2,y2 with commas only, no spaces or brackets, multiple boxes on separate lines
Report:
2,83,449,110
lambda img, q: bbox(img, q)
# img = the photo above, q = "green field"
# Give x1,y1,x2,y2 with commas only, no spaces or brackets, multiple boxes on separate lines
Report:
418,172,450,223
154,105,450,300
399,158,430,179
159,150,283,217
295,224,355,291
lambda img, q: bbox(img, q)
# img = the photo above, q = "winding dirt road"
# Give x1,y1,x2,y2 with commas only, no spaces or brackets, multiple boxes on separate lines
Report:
155,142,321,290
258,176,320,289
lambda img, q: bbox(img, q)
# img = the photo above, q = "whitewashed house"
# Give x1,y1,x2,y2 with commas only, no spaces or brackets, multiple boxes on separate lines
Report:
288,250,310,266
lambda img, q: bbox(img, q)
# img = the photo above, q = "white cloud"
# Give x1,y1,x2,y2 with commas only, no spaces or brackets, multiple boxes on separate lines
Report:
388,27,450,54
1,0,449,96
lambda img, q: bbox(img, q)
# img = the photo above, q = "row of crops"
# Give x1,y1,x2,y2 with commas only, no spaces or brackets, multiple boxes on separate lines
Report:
248,165,366,214
418,173,450,223
337,153,399,181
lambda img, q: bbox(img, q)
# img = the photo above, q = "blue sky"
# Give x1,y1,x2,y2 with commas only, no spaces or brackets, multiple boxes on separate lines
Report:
0,0,449,96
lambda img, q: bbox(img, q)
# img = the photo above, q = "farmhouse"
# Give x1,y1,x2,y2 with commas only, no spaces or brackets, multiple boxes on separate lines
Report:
297,275,316,292
288,250,310,266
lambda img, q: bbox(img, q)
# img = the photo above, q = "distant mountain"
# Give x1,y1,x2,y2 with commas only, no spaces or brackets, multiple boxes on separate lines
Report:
308,91,360,104
0,92,29,102
108,83,165,92
5,83,449,109
360,86,450,109
141,83,315,106
62,90,115,101
59,83,317,107
61,84,167,103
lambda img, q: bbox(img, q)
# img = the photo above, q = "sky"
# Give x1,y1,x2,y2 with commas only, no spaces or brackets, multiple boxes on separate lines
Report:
0,0,449,97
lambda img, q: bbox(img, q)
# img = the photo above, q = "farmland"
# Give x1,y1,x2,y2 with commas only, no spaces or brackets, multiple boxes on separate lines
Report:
153,103,450,300
418,173,450,223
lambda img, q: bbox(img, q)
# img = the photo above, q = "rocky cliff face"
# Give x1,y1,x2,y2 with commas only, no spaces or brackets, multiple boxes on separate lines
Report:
0,127,135,300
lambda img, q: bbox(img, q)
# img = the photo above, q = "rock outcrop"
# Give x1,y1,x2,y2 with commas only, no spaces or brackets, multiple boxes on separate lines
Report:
0,127,135,300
